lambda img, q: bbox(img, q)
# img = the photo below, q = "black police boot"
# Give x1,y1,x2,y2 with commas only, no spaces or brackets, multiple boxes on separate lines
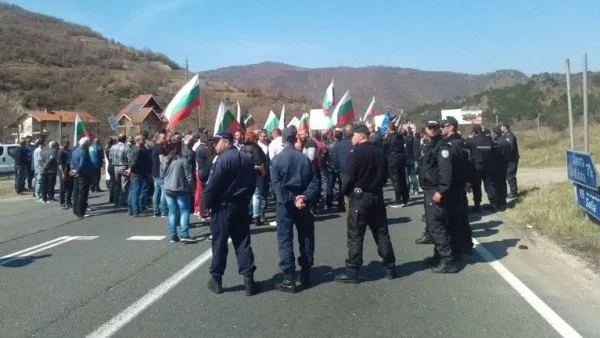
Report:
507,192,518,199
384,266,396,280
431,261,458,273
276,272,297,293
298,268,312,288
207,277,223,294
415,232,433,245
254,217,263,226
244,275,260,296
334,270,359,284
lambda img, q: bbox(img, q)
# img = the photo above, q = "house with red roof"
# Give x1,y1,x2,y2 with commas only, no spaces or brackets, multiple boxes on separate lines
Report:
116,94,166,136
8,110,99,143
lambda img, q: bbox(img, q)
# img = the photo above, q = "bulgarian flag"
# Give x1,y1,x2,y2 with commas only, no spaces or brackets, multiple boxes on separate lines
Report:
278,105,286,130
218,105,242,134
264,110,279,132
164,74,201,129
213,102,226,136
297,113,310,132
362,96,375,121
73,113,90,145
331,90,355,127
244,113,256,128
287,116,300,128
322,79,335,115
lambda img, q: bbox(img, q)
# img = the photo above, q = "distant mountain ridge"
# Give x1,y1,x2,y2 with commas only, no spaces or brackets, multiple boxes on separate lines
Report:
201,62,529,112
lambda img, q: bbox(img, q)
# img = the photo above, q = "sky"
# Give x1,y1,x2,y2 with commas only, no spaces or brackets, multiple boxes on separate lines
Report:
5,0,600,74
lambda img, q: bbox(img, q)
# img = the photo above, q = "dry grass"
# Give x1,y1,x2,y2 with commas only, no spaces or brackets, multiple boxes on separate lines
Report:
507,181,600,265
0,187,13,197
516,124,600,167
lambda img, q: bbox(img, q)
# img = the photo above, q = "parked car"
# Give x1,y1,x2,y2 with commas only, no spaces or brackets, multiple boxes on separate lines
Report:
0,144,19,174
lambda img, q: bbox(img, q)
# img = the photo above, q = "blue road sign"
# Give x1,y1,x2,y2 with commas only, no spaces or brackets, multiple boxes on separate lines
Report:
107,115,118,132
566,149,598,190
575,185,600,221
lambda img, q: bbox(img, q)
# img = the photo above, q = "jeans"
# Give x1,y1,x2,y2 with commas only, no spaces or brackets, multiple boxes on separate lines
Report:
165,191,191,238
152,177,168,216
321,168,330,206
33,171,42,197
406,162,419,193
113,167,129,207
128,175,146,215
276,202,315,272
14,164,27,193
251,174,265,218
91,166,101,191
59,170,73,206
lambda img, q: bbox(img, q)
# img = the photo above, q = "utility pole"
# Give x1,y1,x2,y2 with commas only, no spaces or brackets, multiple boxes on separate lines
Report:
495,114,498,125
537,113,540,131
583,53,589,153
566,58,574,149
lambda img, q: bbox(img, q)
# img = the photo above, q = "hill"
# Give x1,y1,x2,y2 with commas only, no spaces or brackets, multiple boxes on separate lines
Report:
200,62,529,114
406,72,600,130
0,3,314,141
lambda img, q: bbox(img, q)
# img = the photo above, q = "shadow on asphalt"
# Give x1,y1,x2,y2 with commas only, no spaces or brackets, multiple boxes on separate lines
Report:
388,216,411,226
250,226,277,235
1,254,52,268
471,220,503,238
314,213,341,222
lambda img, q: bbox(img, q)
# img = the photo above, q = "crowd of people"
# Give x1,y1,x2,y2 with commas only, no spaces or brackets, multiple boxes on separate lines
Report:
10,117,519,295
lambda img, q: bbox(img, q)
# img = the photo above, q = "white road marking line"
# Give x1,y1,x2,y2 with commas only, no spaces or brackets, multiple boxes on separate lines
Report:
73,236,100,240
126,236,167,241
0,236,71,260
473,238,582,338
471,229,486,233
0,237,77,265
87,239,231,338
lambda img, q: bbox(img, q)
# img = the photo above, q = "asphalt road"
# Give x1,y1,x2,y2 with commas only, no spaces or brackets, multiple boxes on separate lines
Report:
0,188,597,338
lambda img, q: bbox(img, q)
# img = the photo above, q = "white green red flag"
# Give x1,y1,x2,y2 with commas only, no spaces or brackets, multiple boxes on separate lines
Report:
297,113,310,132
287,116,300,128
164,74,201,129
362,96,375,121
244,114,256,128
236,101,242,123
322,79,335,115
213,102,226,136
264,110,279,132
278,105,286,130
331,90,355,127
218,106,242,134
73,113,90,145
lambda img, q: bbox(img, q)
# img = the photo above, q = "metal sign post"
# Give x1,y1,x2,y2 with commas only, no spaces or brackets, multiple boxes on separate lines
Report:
583,53,589,153
565,59,574,149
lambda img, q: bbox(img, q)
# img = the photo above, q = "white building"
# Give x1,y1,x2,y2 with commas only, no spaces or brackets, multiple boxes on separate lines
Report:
8,110,99,143
441,109,485,125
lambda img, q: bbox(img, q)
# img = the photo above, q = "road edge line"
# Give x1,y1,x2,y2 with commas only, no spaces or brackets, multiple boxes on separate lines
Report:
473,237,582,338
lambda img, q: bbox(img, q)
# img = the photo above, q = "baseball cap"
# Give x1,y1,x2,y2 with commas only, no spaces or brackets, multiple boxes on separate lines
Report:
440,116,458,127
426,121,440,128
282,126,297,142
215,131,233,142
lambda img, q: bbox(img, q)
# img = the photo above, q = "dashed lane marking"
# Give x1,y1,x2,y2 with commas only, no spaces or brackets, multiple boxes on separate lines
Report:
126,236,167,241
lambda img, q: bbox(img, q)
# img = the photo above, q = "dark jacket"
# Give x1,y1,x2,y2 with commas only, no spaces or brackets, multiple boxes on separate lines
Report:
41,147,59,174
445,133,470,189
331,138,353,173
467,134,500,173
14,145,28,166
270,144,318,204
203,146,256,209
383,132,406,163
130,145,152,176
342,141,388,196
241,141,267,175
503,131,519,162
418,135,452,194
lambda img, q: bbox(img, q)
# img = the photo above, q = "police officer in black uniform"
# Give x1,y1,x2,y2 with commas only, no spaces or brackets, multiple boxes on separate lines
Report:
203,131,260,296
492,126,508,208
440,117,473,257
466,125,501,211
500,123,519,198
418,121,457,273
335,124,396,283
270,126,318,293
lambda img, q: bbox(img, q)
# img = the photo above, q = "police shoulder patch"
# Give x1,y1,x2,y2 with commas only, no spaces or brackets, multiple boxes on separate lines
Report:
441,149,450,158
